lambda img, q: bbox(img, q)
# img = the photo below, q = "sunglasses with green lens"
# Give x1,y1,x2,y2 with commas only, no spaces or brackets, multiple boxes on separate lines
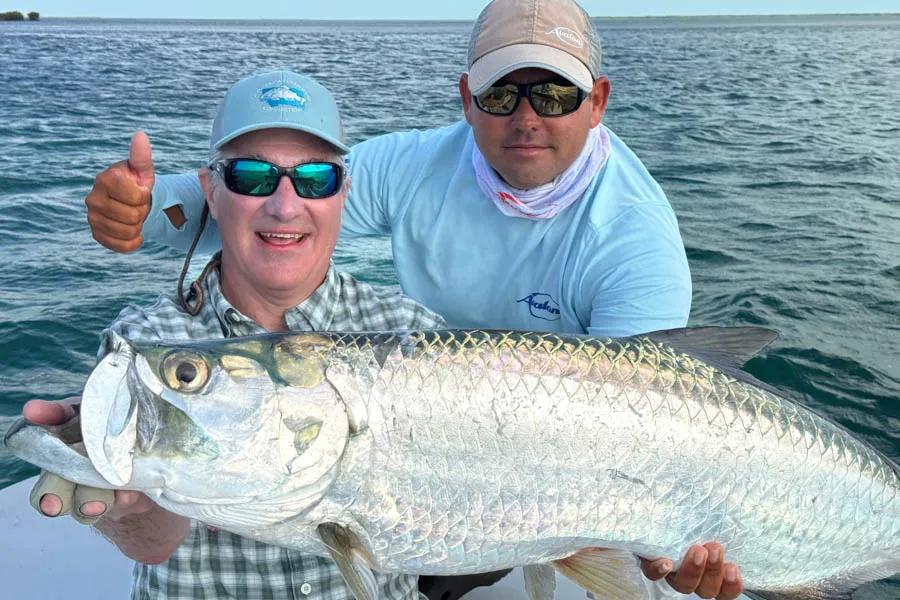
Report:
474,79,586,117
210,158,345,199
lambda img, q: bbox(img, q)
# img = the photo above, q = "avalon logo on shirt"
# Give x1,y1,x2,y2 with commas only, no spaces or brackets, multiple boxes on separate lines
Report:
517,293,561,321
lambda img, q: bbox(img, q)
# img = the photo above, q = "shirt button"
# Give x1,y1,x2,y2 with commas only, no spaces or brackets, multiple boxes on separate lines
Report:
300,582,312,595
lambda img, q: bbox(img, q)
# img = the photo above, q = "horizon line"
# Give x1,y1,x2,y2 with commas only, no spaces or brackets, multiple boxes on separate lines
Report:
25,12,900,21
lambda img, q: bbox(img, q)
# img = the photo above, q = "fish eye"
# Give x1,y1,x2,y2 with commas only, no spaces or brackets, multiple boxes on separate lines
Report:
162,351,210,393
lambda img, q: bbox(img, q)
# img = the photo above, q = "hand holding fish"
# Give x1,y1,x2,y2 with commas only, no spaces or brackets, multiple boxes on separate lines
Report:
23,398,190,564
640,542,744,600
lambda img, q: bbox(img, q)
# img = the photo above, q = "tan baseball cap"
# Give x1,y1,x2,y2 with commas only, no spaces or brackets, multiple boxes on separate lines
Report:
467,0,602,95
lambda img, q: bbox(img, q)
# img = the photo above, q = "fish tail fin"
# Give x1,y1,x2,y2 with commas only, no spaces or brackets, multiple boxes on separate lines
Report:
745,558,900,600
553,548,648,600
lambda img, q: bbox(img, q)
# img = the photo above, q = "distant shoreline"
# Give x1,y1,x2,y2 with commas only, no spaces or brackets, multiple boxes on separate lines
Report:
20,13,900,22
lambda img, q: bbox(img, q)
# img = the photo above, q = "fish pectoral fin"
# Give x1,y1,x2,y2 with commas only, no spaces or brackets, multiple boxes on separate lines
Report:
524,564,557,600
553,548,647,600
317,522,378,600
744,557,900,600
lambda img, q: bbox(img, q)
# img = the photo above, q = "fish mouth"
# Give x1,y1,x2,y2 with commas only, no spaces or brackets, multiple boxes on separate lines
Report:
81,347,160,487
82,346,220,489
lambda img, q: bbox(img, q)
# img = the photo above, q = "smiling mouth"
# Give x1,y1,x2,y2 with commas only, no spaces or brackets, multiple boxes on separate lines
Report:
506,145,549,152
258,232,308,245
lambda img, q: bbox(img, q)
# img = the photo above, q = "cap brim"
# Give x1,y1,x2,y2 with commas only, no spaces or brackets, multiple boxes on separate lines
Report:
468,44,593,95
213,122,351,156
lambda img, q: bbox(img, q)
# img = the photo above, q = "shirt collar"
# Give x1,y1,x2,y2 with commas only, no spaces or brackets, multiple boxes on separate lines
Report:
199,260,340,336
285,264,340,331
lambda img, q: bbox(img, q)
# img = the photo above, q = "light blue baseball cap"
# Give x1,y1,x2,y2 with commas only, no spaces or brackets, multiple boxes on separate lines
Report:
209,70,350,161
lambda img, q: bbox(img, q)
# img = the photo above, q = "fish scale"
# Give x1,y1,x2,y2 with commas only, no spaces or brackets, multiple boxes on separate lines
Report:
318,331,899,587
5,328,898,598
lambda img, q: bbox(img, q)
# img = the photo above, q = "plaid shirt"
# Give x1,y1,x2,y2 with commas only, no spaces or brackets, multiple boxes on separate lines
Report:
99,262,444,600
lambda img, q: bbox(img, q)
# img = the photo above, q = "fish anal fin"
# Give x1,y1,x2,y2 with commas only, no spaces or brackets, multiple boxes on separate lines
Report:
553,548,647,600
316,522,377,600
524,563,557,600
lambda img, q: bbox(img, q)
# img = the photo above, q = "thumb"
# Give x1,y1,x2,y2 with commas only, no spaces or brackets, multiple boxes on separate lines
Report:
127,130,155,188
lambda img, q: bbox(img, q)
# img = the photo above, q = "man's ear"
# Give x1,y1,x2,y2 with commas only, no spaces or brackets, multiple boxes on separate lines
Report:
589,76,611,128
459,74,475,124
198,167,218,220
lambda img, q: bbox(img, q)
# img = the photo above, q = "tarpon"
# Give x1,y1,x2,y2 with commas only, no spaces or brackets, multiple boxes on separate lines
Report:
5,327,899,599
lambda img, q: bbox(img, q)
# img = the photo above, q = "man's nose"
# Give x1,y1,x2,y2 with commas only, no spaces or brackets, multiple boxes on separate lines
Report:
510,95,541,129
264,176,306,220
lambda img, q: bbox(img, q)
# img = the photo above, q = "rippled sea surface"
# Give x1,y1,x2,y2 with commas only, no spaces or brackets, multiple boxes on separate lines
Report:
1,15,898,597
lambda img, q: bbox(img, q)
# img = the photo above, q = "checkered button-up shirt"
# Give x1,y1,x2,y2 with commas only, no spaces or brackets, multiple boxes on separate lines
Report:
99,263,444,600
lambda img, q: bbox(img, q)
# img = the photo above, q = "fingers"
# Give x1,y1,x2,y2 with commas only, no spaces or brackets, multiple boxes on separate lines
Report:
71,486,115,525
639,557,674,581
127,131,155,188
93,160,152,206
666,544,708,595
91,229,144,254
30,472,124,526
87,209,145,243
30,472,75,517
86,181,150,223
718,563,744,600
694,542,725,598
23,399,78,426
664,542,744,600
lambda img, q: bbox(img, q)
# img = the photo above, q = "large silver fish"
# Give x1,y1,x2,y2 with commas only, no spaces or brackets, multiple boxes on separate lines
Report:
5,328,899,599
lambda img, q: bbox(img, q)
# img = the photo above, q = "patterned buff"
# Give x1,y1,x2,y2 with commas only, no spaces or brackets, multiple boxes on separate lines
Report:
473,124,611,220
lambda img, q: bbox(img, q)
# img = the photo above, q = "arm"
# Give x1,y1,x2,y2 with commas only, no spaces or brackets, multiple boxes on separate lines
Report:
341,129,438,238
143,172,221,254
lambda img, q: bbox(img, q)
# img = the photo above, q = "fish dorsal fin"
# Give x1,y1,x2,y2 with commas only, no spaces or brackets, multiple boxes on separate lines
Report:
644,326,778,370
317,523,377,600
744,557,900,600
553,548,647,600
524,564,557,600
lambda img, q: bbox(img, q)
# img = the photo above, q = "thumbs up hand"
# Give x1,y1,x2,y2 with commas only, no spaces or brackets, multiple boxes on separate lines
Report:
85,131,155,253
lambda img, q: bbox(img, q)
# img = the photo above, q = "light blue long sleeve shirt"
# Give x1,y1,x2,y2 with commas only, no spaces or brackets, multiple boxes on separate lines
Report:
145,121,691,336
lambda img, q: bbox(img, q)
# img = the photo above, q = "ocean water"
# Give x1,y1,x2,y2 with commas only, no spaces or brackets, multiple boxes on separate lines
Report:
0,15,898,597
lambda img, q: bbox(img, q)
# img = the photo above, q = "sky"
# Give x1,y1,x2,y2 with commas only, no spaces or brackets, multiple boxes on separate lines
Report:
9,1,899,20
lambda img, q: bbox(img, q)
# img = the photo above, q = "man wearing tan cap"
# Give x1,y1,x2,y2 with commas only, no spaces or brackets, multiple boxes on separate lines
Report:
77,1,743,598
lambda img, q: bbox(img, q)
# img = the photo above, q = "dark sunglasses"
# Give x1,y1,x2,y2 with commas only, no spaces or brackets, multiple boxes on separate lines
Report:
474,79,586,117
210,158,345,199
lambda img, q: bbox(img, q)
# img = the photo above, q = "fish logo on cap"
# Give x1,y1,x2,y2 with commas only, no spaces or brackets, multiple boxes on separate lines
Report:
259,84,309,110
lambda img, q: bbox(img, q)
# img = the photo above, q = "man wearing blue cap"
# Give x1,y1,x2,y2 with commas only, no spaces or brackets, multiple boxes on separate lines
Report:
25,70,444,599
